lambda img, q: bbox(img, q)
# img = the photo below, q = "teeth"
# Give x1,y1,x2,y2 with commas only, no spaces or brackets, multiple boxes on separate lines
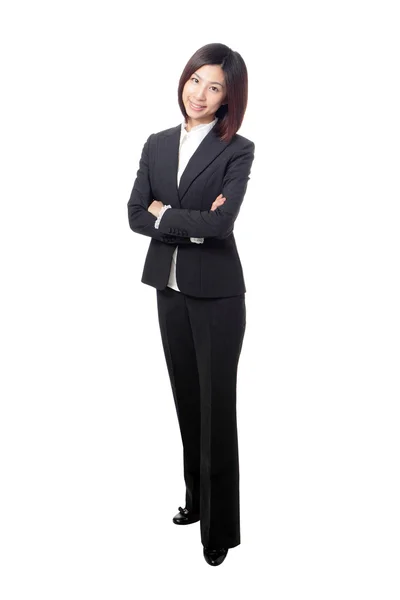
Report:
190,101,205,109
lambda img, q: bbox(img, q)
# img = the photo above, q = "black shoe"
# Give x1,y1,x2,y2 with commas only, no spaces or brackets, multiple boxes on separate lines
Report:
172,506,200,525
203,546,228,566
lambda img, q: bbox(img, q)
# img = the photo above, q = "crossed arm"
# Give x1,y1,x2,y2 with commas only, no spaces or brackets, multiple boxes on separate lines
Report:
127,135,197,245
128,134,255,242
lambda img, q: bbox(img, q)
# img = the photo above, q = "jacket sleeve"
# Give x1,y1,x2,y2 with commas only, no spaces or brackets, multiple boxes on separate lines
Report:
156,140,255,239
127,134,196,245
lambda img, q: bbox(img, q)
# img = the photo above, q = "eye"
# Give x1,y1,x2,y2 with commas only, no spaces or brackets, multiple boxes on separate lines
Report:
190,78,219,93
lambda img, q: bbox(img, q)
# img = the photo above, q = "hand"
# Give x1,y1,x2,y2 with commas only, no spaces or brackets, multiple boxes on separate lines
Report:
211,193,226,211
148,200,164,218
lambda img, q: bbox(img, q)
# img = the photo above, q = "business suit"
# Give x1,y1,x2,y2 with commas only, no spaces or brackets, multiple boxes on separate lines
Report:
128,123,255,298
127,121,255,549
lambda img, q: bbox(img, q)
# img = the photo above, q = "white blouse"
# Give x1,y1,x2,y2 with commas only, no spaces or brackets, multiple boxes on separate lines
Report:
154,116,218,292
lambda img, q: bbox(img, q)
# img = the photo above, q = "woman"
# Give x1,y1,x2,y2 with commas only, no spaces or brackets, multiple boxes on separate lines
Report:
127,42,255,566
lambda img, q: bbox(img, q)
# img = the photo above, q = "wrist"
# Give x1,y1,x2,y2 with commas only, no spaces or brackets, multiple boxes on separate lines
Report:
154,204,171,229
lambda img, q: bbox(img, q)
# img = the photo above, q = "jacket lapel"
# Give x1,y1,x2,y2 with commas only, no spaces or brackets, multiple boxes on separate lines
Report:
161,123,229,208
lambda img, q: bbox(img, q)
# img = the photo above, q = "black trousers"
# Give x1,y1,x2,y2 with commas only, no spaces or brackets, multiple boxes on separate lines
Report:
156,286,246,549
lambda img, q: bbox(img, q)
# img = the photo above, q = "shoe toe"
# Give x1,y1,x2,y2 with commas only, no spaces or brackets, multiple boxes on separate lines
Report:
203,547,228,566
172,506,200,525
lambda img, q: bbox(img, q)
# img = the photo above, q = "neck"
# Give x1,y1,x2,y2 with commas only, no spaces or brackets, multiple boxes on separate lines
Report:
185,115,216,132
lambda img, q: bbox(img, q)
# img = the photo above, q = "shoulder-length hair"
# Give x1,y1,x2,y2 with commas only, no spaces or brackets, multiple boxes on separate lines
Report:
177,43,249,144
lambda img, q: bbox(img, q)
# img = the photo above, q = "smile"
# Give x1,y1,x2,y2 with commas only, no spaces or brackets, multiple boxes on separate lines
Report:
189,101,206,110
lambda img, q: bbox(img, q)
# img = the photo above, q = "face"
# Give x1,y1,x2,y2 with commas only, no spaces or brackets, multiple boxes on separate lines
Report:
182,64,227,130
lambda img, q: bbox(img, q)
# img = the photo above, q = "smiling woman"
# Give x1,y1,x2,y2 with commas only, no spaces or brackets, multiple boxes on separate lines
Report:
177,44,249,143
127,42,255,567
181,66,227,129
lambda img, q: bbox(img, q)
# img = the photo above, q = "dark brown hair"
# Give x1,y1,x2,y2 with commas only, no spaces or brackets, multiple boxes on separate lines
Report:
177,43,249,144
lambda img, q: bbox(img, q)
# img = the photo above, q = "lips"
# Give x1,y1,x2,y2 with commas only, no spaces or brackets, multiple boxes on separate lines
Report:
189,100,206,110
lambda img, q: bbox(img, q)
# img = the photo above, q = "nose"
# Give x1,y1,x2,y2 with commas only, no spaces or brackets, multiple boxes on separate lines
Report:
194,86,206,101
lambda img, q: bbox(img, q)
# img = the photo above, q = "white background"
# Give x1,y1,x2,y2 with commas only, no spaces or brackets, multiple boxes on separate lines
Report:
1,1,399,598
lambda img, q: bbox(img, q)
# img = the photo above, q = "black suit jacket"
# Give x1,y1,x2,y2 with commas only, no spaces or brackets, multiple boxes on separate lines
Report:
127,123,255,298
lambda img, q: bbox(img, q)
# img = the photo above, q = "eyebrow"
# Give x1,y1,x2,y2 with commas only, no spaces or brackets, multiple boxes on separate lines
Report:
193,71,225,87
